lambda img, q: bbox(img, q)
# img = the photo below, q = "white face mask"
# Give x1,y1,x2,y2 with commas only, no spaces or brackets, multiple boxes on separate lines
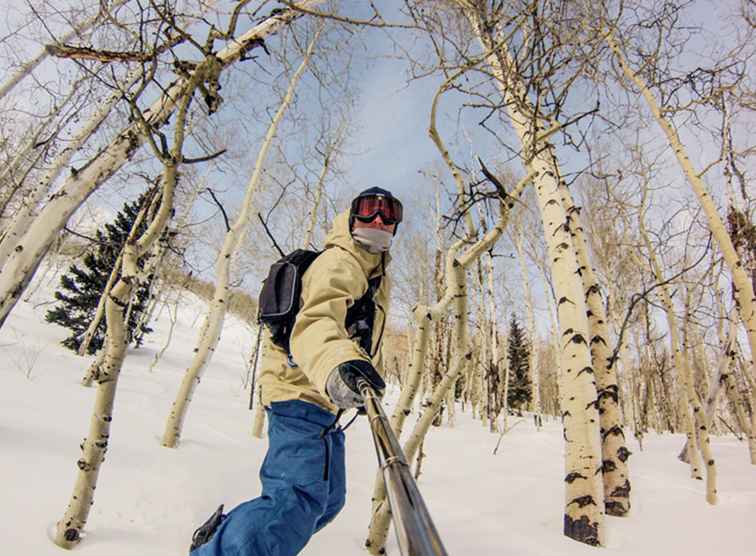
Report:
352,227,393,254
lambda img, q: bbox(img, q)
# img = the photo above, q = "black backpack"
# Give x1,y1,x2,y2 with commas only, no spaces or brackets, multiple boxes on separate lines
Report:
258,249,383,356
258,249,321,352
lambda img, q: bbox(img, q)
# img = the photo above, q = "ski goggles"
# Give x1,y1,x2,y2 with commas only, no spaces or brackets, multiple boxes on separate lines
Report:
350,194,403,225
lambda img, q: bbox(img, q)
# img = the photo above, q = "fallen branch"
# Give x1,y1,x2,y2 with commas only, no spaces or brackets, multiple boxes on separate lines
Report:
493,418,525,455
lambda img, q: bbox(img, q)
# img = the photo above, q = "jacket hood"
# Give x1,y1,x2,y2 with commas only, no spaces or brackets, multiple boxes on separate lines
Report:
324,210,389,277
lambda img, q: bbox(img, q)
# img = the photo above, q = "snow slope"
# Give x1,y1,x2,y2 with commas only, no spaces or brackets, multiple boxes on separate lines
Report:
1,271,754,555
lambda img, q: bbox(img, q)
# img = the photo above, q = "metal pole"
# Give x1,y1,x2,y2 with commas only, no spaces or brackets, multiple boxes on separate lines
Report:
247,325,263,410
358,379,449,556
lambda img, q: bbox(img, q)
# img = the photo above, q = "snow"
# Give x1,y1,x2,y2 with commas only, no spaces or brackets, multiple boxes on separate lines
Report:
1,270,755,556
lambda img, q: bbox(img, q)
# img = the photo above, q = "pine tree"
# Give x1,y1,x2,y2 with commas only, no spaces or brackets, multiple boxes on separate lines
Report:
507,314,532,414
46,196,155,354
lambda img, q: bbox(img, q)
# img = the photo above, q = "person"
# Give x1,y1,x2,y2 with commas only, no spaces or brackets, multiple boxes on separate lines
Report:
190,187,403,556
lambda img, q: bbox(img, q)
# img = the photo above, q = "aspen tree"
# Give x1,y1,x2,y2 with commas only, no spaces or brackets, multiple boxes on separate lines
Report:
440,3,606,543
680,314,737,461
682,287,718,503
53,30,226,544
162,25,322,448
722,352,749,439
559,182,630,516
0,1,327,329
472,253,490,425
542,270,564,413
500,326,511,433
17,70,147,352
54,185,160,546
147,280,187,375
485,252,502,431
637,188,703,483
367,178,533,554
605,27,756,393
366,244,451,551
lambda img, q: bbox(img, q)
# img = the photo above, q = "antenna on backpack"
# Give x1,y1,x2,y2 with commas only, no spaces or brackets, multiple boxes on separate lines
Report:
257,213,286,258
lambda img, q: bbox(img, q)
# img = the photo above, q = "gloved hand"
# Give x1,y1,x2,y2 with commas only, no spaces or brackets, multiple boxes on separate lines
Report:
325,359,385,409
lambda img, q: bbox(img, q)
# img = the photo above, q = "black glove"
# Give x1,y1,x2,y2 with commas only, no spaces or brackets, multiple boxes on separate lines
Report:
325,360,385,409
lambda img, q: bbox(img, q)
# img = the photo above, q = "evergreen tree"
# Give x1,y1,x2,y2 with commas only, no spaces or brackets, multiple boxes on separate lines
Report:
46,195,155,354
507,314,532,413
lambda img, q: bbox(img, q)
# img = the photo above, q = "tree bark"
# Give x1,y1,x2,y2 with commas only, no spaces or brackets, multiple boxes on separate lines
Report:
485,251,501,431
559,185,631,516
453,6,605,544
1,65,141,271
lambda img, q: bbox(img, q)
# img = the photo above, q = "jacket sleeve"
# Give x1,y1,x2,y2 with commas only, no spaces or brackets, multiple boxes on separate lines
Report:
289,248,372,398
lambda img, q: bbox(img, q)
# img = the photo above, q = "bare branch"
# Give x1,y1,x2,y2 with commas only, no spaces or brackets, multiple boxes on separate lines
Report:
204,188,231,232
276,0,417,29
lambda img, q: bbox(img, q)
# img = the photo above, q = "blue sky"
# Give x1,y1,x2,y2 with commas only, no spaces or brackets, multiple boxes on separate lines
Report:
1,0,751,338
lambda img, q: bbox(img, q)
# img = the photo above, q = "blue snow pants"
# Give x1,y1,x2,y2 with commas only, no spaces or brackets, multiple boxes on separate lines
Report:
191,400,346,556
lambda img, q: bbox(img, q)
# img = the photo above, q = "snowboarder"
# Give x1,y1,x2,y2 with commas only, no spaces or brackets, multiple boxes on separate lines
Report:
190,187,403,555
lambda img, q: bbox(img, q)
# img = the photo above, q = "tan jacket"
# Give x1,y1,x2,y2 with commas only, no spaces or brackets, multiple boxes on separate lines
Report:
258,210,391,413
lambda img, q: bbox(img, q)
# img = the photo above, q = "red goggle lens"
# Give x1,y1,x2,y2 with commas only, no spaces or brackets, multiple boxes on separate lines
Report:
351,195,403,225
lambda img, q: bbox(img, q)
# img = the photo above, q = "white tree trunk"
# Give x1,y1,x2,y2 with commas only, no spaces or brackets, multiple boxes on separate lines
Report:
500,330,511,433
682,289,717,504
53,52,203,546
559,185,631,516
473,258,489,425
0,1,326,330
454,7,605,544
679,312,735,460
736,355,756,464
54,174,174,546
81,348,106,387
302,119,345,249
161,27,321,448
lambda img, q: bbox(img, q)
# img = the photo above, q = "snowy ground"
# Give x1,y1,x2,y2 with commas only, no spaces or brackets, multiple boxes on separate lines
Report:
1,269,755,555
